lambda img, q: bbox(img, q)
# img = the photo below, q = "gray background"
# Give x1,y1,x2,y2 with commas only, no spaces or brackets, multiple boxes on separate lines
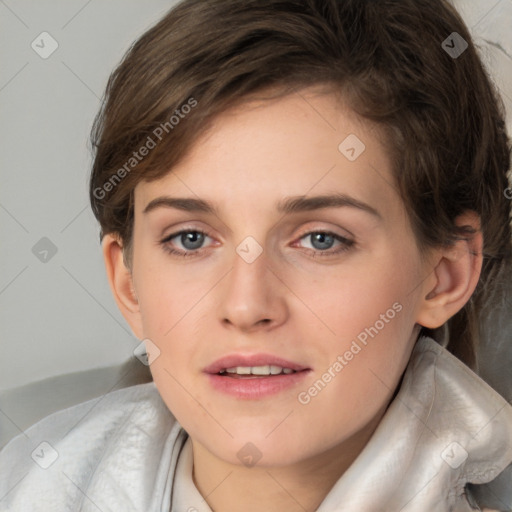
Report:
1,0,511,391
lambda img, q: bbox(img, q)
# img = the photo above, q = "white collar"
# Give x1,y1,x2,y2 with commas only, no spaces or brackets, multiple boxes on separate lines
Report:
170,336,512,511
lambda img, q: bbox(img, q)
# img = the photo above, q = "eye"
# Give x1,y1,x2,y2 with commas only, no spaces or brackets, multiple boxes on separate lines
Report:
160,229,213,257
295,231,354,256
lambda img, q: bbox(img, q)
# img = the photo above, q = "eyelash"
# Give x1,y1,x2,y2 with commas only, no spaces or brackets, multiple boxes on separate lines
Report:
160,229,355,259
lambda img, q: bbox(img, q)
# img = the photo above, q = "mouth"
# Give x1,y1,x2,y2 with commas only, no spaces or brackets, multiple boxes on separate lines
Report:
203,353,309,375
204,354,311,399
217,365,301,378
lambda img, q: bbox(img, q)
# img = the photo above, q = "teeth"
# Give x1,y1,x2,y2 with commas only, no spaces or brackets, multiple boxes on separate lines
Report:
251,365,271,375
221,365,296,376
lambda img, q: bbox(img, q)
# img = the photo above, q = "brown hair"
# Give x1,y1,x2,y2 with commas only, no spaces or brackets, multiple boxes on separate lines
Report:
89,0,512,369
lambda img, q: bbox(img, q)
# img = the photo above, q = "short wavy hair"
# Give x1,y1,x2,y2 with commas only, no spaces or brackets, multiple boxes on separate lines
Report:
89,0,512,369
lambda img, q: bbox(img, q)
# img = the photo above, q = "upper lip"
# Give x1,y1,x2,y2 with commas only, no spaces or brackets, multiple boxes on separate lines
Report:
203,354,310,374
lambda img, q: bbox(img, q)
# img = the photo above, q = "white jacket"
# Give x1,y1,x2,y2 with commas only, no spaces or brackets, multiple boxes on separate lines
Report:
0,335,511,511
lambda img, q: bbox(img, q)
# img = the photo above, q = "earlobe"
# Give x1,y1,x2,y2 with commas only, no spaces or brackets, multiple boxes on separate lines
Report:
102,234,144,339
416,212,483,329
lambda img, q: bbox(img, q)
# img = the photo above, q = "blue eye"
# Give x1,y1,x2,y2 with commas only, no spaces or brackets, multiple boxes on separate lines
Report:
307,232,336,250
297,231,354,256
161,230,211,257
177,231,206,250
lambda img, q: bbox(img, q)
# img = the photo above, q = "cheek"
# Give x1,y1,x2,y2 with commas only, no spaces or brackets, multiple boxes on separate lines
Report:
289,251,417,342
289,251,420,422
137,275,208,431
293,290,416,452
134,258,212,338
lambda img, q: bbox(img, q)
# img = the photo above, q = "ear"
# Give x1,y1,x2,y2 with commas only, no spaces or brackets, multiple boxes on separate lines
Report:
102,234,144,339
416,211,483,329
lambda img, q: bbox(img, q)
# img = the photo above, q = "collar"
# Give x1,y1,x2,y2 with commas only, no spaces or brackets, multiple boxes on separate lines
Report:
315,335,512,511
170,336,512,511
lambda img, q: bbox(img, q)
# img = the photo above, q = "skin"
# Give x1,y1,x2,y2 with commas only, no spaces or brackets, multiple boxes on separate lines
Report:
104,88,482,511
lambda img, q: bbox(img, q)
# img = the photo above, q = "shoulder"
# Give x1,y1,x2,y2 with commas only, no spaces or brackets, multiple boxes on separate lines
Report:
0,382,178,511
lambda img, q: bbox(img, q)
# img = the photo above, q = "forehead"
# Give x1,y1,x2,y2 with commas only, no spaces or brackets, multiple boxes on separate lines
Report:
134,90,400,222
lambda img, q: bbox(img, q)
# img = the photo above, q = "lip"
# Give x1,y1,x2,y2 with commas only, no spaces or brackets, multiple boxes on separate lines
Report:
203,353,311,400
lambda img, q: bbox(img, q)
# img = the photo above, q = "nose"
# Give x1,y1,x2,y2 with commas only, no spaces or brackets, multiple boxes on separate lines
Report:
218,247,288,334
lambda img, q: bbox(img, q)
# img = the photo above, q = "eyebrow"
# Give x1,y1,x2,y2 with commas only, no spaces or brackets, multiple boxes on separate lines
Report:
143,193,382,219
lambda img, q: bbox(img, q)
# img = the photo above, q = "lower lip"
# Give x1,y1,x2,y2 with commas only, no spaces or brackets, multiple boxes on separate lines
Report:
205,371,310,399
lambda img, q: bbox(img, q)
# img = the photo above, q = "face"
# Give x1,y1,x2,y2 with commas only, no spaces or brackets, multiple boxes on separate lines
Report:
128,89,432,467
